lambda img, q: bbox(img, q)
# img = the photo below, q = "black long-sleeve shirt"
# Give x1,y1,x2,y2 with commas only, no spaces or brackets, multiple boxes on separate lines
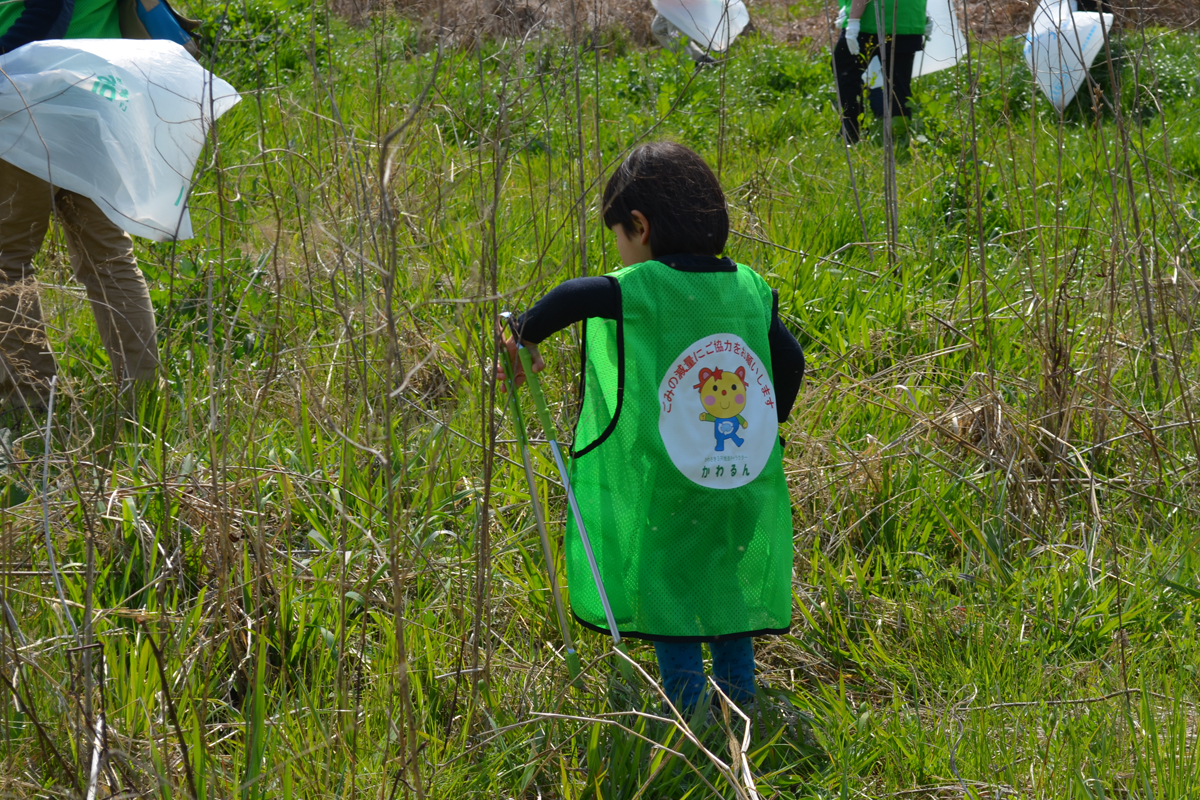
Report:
514,255,805,423
0,0,74,55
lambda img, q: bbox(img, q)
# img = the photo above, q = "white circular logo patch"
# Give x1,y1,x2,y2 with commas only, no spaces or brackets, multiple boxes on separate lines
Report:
657,334,778,488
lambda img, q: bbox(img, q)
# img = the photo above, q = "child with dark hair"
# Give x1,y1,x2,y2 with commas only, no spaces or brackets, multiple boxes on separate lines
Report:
500,141,804,713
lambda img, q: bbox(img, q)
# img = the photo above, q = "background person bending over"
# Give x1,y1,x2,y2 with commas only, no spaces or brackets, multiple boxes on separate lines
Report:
832,0,929,143
0,0,159,418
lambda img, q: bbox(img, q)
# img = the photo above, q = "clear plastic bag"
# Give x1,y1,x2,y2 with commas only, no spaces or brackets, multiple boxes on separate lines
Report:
0,38,240,241
1023,0,1113,111
650,0,750,53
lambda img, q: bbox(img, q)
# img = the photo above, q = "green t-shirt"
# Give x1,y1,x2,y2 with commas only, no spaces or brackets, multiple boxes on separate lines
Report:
566,259,794,641
840,0,927,35
0,0,122,43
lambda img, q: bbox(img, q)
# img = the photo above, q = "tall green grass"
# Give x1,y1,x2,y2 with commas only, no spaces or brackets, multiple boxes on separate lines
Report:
0,2,1198,796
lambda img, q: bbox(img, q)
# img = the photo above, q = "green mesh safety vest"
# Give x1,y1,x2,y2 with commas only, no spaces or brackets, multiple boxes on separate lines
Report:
0,0,122,42
566,260,793,642
838,0,927,35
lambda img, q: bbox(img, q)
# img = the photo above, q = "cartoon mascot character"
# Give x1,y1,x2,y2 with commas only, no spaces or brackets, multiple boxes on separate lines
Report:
695,366,749,451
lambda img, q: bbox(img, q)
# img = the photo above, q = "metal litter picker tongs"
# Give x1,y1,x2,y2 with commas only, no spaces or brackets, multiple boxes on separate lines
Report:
501,316,635,685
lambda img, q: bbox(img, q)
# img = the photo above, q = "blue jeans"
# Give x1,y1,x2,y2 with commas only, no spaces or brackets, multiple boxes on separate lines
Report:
653,638,757,712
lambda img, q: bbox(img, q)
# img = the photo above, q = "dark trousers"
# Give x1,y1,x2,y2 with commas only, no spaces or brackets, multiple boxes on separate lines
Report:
832,31,924,143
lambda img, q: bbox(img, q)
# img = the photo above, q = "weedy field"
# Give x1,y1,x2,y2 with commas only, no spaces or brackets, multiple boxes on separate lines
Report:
1,1,1199,797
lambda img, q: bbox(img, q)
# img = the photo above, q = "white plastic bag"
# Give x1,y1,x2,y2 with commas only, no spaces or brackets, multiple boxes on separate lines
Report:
650,0,750,53
864,56,884,90
1023,0,1113,111
915,0,966,77
0,38,240,241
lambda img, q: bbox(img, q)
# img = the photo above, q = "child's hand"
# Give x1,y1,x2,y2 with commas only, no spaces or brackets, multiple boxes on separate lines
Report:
495,319,544,390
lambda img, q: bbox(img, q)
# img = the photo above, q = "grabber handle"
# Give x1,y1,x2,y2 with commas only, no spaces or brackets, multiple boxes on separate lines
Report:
499,337,582,690
518,347,634,684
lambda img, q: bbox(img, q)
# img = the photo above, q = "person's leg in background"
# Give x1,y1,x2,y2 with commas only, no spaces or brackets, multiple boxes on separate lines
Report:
832,31,877,143
654,641,707,712
872,34,922,123
54,190,159,390
0,160,59,409
709,637,757,706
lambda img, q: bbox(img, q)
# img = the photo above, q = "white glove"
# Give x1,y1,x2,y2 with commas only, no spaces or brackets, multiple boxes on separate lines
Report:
924,14,934,39
845,17,861,55
835,8,847,26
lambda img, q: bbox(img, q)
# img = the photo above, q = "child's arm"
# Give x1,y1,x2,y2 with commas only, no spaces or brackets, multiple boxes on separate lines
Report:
513,277,619,343
768,290,805,422
497,276,619,388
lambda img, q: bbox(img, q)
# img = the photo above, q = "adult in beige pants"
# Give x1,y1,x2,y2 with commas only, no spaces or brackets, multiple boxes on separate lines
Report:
0,158,158,411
